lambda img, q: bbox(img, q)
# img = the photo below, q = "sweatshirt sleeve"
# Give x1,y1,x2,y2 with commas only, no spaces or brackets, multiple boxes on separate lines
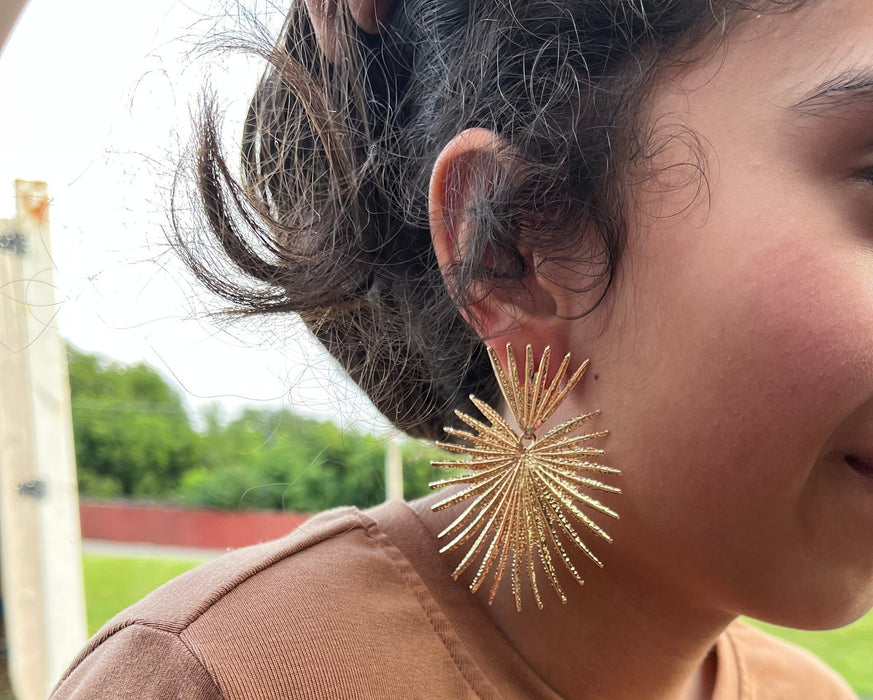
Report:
50,624,224,700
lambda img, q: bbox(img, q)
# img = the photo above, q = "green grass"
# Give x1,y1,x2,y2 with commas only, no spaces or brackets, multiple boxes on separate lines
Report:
83,553,872,696
83,554,206,636
746,614,873,697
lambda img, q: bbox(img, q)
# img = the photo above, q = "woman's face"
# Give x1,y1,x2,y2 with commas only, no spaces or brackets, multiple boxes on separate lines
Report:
557,0,873,628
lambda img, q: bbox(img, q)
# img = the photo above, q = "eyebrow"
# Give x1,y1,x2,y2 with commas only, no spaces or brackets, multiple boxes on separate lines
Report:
789,67,873,116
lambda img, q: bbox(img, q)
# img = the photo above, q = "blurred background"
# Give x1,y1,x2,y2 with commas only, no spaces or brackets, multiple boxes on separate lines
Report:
0,1,870,699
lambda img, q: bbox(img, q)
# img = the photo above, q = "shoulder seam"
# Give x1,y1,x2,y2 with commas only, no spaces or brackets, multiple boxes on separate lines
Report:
52,622,227,698
356,511,494,699
173,625,228,699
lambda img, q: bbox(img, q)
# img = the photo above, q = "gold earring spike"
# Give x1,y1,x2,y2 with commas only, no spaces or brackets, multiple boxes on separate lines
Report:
429,343,620,611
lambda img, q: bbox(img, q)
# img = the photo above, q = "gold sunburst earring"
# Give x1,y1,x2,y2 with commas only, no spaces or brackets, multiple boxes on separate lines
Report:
429,343,620,611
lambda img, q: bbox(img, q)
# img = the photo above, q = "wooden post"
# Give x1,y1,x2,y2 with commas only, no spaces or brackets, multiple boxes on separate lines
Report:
0,181,86,699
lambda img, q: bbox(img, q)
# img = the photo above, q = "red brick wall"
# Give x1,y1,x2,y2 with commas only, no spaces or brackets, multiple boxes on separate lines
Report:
80,500,309,550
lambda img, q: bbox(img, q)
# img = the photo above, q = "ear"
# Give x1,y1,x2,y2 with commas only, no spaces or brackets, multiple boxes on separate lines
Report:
306,0,393,62
428,128,570,360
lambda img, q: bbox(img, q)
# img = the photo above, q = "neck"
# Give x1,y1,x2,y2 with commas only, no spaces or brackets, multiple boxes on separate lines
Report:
411,492,732,700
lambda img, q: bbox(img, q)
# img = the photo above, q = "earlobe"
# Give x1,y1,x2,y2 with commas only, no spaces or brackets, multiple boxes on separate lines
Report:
428,128,569,354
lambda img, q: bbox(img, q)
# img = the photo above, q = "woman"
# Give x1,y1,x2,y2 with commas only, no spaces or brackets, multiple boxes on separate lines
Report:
52,0,871,697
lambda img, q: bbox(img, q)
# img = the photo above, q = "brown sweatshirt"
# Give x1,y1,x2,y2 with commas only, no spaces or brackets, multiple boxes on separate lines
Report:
51,500,858,699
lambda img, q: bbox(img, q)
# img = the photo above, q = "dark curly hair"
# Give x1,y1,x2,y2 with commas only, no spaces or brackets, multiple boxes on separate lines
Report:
174,0,807,439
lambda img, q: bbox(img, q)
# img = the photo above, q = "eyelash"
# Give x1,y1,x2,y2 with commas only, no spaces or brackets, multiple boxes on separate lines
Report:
859,167,873,185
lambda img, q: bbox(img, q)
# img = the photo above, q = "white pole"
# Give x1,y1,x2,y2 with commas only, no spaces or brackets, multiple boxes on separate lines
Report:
0,181,86,699
384,435,404,501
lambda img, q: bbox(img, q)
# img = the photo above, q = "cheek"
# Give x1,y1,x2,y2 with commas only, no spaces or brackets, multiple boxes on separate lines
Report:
594,216,873,617
641,227,872,469
716,246,870,433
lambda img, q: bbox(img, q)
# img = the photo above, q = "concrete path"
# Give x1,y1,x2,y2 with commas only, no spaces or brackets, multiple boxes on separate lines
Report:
82,539,225,560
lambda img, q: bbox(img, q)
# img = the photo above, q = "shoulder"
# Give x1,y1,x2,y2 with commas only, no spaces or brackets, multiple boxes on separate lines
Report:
723,620,857,699
51,507,371,698
52,505,477,699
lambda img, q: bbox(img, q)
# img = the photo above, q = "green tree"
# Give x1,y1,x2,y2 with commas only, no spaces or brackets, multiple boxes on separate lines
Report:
68,345,453,511
68,346,198,498
175,408,383,511
176,407,450,512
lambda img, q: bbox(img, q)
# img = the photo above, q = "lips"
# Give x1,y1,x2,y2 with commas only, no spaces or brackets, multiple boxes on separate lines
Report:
845,454,873,478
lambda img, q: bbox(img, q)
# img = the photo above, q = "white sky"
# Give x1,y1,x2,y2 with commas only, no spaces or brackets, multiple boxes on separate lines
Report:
0,0,392,434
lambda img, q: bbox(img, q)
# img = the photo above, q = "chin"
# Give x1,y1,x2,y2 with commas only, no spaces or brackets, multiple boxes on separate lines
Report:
747,577,873,631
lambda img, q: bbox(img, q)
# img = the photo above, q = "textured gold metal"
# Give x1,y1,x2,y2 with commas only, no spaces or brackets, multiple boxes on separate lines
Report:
430,343,620,611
